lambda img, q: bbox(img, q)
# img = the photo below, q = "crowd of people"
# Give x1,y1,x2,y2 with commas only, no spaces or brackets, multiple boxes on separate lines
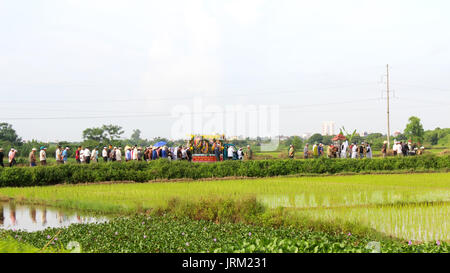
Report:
286,139,424,159
0,138,425,168
74,145,195,164
388,140,424,157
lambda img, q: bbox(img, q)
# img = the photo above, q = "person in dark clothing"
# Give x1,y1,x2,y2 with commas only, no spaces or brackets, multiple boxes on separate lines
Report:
0,148,4,167
358,143,365,159
214,141,221,161
402,142,409,156
381,141,387,158
107,145,113,162
186,147,192,162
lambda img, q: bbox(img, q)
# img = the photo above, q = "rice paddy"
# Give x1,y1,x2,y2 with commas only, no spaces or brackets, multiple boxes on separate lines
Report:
0,173,449,243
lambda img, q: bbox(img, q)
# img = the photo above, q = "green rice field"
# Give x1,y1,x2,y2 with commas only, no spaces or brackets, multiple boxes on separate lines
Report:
1,173,449,243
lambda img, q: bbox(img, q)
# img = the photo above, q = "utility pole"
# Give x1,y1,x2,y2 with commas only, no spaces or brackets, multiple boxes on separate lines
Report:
386,64,391,152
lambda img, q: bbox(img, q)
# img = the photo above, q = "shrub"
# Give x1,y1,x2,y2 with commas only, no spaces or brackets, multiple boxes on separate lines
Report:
0,155,449,187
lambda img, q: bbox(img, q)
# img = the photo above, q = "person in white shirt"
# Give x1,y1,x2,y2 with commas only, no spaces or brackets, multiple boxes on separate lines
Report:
341,140,348,158
396,142,403,156
392,142,398,156
55,146,62,164
228,145,235,160
237,148,243,160
116,147,122,162
91,148,98,163
40,147,47,166
8,148,17,167
102,147,108,162
181,147,187,160
172,147,178,160
84,148,91,164
366,143,373,159
351,144,358,159
80,149,85,163
132,146,138,160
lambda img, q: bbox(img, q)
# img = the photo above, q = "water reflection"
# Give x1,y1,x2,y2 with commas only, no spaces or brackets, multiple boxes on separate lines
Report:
0,202,108,232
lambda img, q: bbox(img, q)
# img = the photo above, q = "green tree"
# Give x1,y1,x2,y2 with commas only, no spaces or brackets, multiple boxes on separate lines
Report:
308,133,323,144
321,135,333,145
404,116,425,143
102,124,125,142
130,129,142,144
0,122,22,144
82,127,107,142
288,136,303,149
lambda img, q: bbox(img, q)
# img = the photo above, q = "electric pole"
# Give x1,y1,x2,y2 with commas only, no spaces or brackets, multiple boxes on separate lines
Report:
386,64,391,153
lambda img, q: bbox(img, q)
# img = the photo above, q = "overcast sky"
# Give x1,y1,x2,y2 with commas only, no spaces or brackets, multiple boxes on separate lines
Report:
1,0,449,142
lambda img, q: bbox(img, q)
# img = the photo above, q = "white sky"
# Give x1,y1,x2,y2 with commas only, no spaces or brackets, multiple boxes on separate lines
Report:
0,0,449,142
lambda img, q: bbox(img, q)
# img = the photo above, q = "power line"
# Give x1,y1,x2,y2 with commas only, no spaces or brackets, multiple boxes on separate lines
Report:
0,97,383,121
0,83,378,104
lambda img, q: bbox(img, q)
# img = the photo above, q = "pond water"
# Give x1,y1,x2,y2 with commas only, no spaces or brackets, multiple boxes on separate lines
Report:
0,202,109,232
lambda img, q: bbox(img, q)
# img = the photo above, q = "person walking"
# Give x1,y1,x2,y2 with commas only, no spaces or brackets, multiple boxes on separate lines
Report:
75,146,82,164
288,145,295,159
381,141,387,158
366,143,373,159
172,146,178,160
126,147,132,162
327,144,333,158
153,146,159,160
55,146,63,164
227,145,235,160
351,143,358,159
358,142,365,159
110,147,116,162
8,148,17,167
91,147,98,163
318,143,324,157
107,145,113,162
29,148,37,167
312,143,318,158
62,147,69,164
177,146,182,159
84,147,91,164
245,145,253,160
214,141,221,162
341,140,349,158
237,148,243,160
303,143,309,159
115,147,122,162
80,148,85,164
132,146,138,161
39,147,47,166
102,147,108,162
402,142,409,156
186,146,192,162
181,146,187,160
0,148,4,167
137,147,143,161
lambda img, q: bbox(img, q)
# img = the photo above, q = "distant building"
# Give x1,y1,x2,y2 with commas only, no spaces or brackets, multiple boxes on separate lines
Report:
302,133,312,139
322,121,335,136
393,131,402,137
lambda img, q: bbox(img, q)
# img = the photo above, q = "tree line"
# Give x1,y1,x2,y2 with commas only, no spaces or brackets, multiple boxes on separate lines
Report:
0,116,447,159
